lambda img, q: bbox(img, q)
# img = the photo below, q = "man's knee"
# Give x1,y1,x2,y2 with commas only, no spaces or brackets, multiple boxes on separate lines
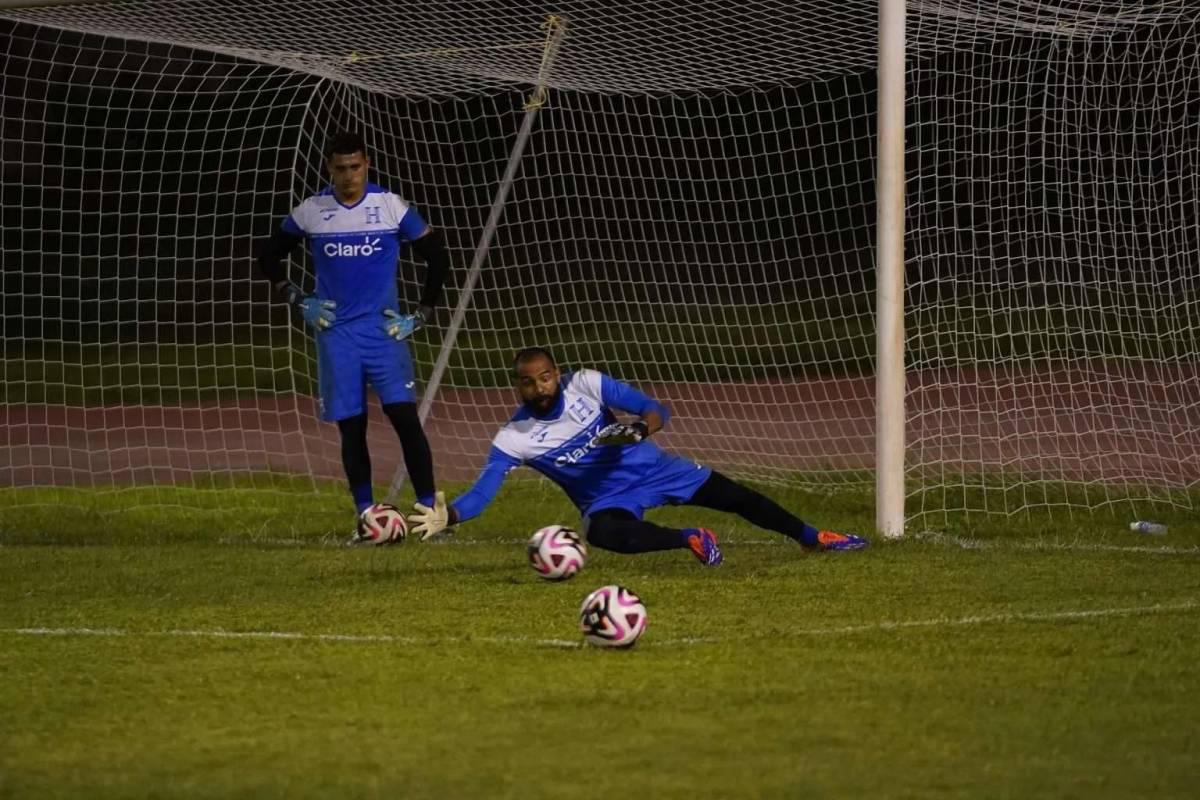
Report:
336,412,369,443
584,512,634,553
382,401,421,432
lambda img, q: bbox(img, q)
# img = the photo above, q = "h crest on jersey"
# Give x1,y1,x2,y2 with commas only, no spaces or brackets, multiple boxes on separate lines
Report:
492,370,616,467
567,396,597,425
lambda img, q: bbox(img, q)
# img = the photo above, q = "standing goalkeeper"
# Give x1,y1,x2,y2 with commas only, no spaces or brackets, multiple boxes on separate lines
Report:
408,347,868,564
256,131,449,540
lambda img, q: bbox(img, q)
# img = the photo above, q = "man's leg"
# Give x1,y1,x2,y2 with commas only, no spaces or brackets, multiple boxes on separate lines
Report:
337,412,375,514
317,327,373,516
585,508,723,566
381,401,436,507
366,329,435,508
686,471,866,551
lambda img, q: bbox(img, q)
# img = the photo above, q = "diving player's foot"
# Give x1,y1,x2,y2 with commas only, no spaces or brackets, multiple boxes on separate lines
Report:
816,530,868,551
684,528,723,566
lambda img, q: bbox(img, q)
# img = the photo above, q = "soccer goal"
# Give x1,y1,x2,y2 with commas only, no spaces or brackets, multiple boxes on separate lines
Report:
3,0,1198,533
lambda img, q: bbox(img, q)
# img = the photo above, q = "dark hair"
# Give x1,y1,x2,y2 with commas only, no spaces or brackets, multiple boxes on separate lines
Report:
324,131,368,160
512,347,556,374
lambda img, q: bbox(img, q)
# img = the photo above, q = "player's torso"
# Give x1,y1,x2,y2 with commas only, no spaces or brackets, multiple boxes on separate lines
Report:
493,373,663,506
296,188,406,322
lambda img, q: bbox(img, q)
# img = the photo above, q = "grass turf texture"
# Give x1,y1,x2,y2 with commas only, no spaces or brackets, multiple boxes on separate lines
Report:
1,480,1198,798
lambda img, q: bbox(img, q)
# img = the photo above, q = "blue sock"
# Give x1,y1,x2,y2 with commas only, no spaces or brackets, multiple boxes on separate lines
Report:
417,493,434,508
798,523,821,548
351,483,374,514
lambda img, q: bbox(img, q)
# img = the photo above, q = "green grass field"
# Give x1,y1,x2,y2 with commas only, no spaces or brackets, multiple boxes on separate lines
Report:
1,480,1198,798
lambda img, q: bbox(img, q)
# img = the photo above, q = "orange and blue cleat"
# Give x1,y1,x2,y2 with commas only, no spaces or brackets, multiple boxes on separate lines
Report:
684,528,723,566
816,530,869,551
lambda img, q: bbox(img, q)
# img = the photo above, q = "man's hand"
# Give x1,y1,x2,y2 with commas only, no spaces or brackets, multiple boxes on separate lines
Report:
594,421,651,446
283,283,336,331
382,308,428,342
409,491,450,541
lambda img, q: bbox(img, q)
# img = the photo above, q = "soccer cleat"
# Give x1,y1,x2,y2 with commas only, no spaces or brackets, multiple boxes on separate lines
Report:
816,530,868,551
346,529,374,547
684,528,723,566
347,522,381,547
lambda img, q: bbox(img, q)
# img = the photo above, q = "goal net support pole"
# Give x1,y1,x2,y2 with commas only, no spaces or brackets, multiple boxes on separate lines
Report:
385,14,568,505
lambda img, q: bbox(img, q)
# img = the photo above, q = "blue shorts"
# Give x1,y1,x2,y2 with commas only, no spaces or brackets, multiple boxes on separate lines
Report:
316,320,416,422
583,457,712,520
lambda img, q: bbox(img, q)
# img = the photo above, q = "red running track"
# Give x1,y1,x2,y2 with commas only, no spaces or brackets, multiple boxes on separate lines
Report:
4,364,1199,490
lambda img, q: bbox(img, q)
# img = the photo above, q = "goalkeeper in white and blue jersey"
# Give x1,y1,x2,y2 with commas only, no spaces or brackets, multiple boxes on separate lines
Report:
408,348,868,565
256,131,449,537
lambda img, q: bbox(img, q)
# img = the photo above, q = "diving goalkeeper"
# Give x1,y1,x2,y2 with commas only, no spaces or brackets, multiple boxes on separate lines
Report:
408,347,867,564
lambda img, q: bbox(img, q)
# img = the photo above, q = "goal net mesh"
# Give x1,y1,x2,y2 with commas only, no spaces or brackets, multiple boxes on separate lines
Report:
3,0,1197,525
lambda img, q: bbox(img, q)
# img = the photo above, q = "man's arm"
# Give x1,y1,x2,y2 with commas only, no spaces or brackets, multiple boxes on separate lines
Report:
594,373,669,445
256,223,336,331
381,221,451,342
256,228,304,294
411,227,450,318
408,446,520,540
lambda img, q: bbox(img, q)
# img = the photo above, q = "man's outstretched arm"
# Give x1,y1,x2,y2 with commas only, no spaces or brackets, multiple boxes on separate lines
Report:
408,446,520,540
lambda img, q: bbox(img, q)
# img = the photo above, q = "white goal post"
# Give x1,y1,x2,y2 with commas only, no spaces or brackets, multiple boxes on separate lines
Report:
4,0,1199,534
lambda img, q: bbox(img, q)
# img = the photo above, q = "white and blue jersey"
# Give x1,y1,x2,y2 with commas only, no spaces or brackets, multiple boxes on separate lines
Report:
281,182,428,325
452,370,712,523
281,183,428,421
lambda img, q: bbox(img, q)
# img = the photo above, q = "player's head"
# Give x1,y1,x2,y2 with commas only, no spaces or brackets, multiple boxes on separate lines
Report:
513,347,561,415
325,131,369,202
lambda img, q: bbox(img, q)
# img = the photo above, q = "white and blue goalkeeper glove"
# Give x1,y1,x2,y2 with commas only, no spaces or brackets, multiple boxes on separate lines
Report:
283,283,336,331
594,421,650,446
382,307,428,342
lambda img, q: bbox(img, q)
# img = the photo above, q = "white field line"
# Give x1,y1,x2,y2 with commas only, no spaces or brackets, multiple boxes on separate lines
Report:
4,599,1195,650
653,599,1200,646
915,532,1200,556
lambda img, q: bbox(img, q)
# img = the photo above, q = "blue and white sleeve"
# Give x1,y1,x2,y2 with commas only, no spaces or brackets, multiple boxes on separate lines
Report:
281,209,306,237
388,194,429,242
598,373,670,425
450,446,522,523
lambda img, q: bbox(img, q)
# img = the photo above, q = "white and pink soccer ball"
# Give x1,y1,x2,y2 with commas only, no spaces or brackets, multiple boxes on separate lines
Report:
356,503,408,545
527,524,587,581
579,585,648,648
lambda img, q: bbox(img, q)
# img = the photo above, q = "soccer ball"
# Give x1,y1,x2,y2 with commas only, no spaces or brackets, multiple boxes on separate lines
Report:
579,585,647,648
356,503,408,545
527,524,587,581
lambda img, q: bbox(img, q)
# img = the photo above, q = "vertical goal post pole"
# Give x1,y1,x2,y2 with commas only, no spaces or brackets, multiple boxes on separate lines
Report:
875,0,906,538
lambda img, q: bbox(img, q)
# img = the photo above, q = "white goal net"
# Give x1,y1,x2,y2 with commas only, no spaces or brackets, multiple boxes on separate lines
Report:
2,0,1198,527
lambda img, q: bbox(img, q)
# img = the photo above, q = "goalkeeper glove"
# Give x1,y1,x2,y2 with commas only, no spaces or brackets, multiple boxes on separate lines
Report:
594,421,651,446
283,283,337,331
409,491,451,541
382,307,428,342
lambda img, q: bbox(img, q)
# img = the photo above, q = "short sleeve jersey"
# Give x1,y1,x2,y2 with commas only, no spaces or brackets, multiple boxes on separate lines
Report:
281,183,428,324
